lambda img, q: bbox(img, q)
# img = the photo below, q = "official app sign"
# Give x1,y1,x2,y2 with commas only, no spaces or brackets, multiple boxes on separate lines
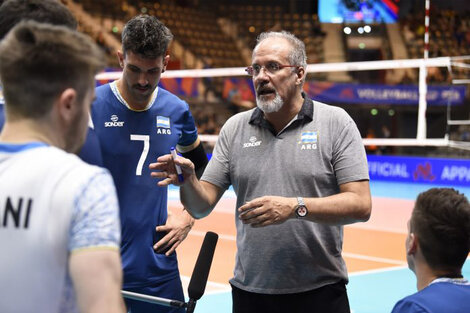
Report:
367,155,470,186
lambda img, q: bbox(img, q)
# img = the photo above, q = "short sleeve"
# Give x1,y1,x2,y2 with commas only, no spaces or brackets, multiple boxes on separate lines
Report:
69,170,121,252
177,101,199,148
332,112,369,185
201,118,233,190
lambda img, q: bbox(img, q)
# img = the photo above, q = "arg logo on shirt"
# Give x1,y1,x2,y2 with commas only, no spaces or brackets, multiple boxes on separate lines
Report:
156,116,172,135
105,114,124,127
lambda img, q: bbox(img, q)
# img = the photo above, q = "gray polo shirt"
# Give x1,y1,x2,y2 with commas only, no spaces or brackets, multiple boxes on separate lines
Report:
201,96,369,294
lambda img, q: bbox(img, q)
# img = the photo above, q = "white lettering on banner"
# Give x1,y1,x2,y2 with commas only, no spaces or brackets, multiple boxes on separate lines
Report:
441,90,461,101
441,166,470,182
357,89,417,101
356,89,460,102
368,162,409,178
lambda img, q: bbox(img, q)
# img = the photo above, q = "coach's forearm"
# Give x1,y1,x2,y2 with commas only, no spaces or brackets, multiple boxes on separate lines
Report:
180,177,219,219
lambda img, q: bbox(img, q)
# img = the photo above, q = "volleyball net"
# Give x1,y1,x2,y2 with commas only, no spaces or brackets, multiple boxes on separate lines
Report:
95,55,470,152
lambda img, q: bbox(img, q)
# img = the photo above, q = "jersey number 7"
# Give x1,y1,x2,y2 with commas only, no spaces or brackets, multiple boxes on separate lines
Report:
130,134,150,176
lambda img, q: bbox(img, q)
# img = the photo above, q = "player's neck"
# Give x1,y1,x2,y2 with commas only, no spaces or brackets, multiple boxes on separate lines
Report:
116,79,152,111
415,262,462,291
0,119,57,148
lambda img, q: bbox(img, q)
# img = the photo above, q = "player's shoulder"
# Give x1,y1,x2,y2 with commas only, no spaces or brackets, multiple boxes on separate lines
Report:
91,83,118,115
94,83,113,102
38,146,108,179
156,87,189,109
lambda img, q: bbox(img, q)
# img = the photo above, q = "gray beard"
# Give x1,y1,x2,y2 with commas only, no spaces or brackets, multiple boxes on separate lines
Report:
256,92,283,113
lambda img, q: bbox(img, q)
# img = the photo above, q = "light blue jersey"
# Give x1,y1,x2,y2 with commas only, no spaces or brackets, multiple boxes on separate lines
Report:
0,143,120,313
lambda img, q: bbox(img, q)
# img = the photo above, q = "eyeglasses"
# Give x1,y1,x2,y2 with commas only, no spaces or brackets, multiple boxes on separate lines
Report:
245,62,299,76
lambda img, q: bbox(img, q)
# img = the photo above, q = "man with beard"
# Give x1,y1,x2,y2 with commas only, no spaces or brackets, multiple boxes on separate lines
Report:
89,15,207,313
391,188,470,313
150,31,371,313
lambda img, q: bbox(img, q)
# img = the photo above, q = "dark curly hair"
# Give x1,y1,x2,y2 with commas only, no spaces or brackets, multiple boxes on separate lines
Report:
121,14,173,59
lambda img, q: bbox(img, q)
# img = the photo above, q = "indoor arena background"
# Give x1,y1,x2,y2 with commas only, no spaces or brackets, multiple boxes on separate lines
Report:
36,0,470,312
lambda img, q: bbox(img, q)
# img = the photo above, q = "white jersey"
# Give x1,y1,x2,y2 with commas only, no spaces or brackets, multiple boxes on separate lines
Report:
0,142,121,313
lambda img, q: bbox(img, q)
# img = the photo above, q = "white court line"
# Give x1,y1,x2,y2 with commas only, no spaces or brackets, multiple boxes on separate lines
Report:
180,266,412,297
346,224,407,235
189,230,405,265
349,265,408,277
180,275,231,296
181,275,230,289
342,252,406,266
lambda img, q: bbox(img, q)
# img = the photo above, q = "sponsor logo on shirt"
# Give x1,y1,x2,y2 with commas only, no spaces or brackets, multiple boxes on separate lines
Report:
105,114,124,127
243,136,262,148
156,116,171,135
299,131,317,150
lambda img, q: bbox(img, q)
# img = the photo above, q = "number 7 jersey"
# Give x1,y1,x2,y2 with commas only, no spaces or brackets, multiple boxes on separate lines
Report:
91,82,199,289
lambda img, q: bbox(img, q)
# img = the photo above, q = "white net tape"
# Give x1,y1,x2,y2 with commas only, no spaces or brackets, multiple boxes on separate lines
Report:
96,57,455,80
95,56,470,150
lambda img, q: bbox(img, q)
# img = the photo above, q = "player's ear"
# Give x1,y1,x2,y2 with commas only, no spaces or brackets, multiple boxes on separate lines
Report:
57,88,77,122
406,233,418,255
117,50,125,68
162,55,170,73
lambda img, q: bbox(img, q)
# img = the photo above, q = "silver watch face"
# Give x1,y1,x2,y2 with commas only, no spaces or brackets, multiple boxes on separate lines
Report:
296,206,308,217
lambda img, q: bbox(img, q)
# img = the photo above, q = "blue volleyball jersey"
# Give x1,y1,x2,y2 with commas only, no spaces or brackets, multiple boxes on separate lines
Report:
391,280,470,313
91,82,198,288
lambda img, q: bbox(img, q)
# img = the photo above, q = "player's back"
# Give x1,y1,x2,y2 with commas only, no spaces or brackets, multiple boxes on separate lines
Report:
0,142,107,313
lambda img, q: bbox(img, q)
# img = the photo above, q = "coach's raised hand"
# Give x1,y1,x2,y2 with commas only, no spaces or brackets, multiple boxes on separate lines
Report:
150,153,196,186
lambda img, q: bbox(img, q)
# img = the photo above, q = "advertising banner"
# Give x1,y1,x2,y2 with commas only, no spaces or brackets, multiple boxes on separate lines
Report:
304,81,466,106
368,155,470,186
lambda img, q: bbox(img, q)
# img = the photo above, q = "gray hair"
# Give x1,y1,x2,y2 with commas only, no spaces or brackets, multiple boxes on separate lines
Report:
253,31,307,71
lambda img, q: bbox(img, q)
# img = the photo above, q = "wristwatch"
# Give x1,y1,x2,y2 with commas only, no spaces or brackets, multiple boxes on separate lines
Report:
295,197,308,218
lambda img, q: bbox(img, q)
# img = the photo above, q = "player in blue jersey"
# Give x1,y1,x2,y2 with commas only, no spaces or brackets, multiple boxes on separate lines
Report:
90,15,208,313
391,188,470,313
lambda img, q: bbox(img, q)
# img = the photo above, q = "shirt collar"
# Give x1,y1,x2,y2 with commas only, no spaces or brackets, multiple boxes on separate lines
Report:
110,81,159,112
